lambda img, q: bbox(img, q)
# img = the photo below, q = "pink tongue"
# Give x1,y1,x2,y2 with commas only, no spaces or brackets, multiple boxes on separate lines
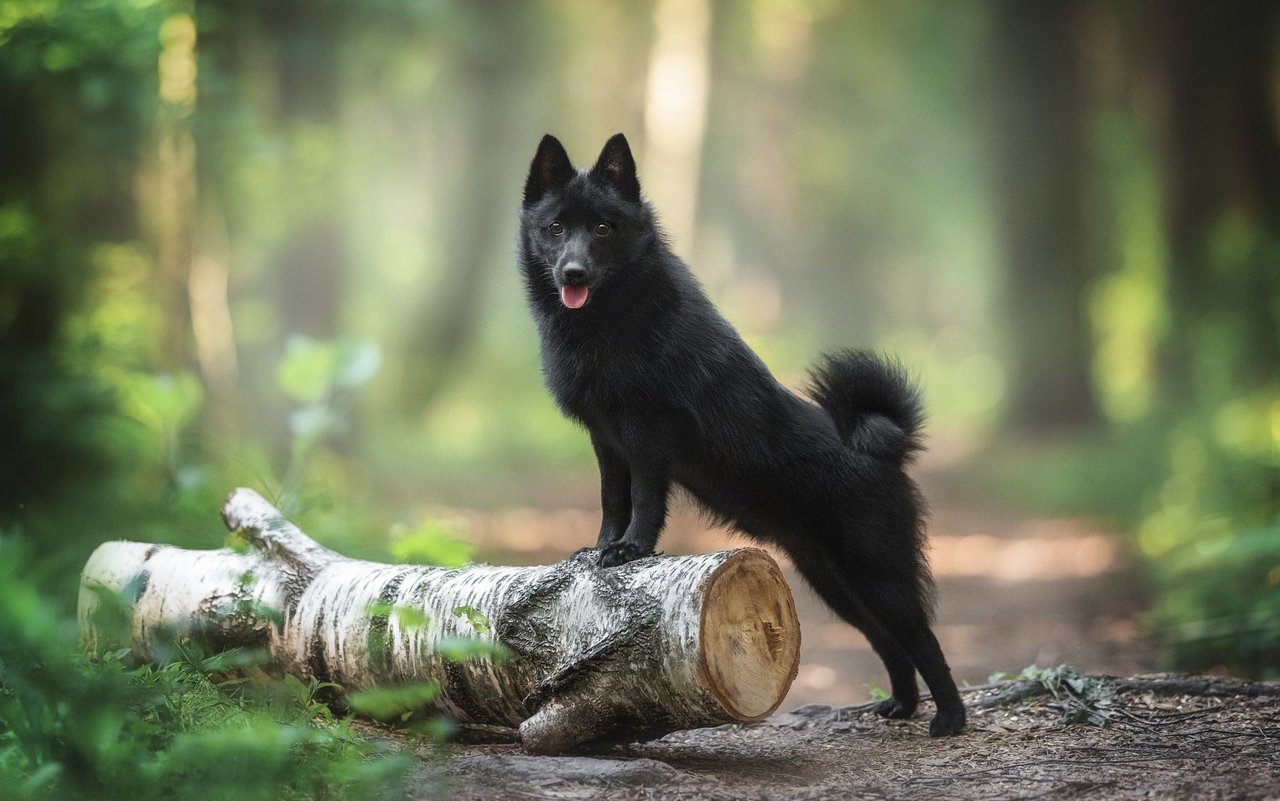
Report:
561,284,589,309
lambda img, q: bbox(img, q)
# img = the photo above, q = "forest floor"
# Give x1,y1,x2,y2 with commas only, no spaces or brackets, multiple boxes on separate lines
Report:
413,674,1280,800
389,456,1279,799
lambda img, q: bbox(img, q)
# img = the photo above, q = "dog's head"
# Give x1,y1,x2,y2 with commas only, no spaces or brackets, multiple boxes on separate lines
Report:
519,133,649,310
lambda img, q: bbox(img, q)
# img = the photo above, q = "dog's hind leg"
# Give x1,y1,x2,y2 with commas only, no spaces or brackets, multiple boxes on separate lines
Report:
904,625,966,736
864,631,920,720
854,574,967,737
784,545,922,722
788,536,966,736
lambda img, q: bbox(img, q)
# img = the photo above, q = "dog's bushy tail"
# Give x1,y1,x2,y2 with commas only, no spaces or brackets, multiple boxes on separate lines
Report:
808,349,924,463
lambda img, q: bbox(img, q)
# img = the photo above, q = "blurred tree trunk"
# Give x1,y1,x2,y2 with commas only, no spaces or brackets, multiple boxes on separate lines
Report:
146,12,199,373
0,8,162,513
698,1,819,342
196,0,350,455
400,0,533,412
989,0,1102,432
1150,0,1280,394
0,87,67,512
642,0,711,257
270,2,343,342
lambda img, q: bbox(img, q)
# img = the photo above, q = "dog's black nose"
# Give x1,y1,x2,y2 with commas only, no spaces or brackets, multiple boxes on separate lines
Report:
562,262,588,284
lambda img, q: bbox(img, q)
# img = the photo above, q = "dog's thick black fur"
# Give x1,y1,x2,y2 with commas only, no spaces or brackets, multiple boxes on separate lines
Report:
517,133,966,737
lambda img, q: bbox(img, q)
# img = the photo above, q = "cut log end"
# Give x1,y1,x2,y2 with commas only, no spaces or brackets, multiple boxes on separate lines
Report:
698,549,801,721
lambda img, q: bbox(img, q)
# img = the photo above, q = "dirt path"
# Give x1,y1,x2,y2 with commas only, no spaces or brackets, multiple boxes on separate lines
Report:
414,675,1279,800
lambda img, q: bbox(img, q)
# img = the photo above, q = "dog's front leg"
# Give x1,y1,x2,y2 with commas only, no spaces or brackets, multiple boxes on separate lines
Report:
590,431,632,549
597,422,671,567
597,461,669,567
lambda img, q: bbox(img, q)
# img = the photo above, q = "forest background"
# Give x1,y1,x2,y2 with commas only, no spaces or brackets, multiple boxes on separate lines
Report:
1,1,1277,798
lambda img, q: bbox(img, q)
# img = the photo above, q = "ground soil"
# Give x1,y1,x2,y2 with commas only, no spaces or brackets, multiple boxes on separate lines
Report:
414,675,1280,800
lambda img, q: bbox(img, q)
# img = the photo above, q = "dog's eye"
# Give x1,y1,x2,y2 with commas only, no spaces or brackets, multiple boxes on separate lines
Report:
548,221,564,235
594,223,611,237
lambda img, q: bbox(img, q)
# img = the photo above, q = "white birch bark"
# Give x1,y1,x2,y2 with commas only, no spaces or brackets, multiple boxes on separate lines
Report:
78,488,801,753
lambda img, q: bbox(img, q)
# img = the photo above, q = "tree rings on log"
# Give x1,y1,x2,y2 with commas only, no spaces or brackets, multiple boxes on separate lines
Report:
699,549,801,721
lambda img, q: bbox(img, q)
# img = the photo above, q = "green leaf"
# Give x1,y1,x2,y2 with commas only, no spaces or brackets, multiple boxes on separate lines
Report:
289,402,342,443
275,335,382,403
118,371,204,438
347,682,441,720
435,636,509,664
19,762,63,795
332,338,382,389
276,335,338,403
390,520,473,567
451,605,490,634
394,606,430,630
364,602,430,630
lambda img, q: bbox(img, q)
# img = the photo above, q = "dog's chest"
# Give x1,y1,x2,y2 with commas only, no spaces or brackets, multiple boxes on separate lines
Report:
540,338,640,419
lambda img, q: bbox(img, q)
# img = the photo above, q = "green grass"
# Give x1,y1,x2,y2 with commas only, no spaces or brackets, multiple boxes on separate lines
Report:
0,538,415,801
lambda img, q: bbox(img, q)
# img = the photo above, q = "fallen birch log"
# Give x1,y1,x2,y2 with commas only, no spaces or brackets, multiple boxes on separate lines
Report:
78,488,802,753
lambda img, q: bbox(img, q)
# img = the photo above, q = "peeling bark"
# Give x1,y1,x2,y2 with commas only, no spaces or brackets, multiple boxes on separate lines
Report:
78,488,801,753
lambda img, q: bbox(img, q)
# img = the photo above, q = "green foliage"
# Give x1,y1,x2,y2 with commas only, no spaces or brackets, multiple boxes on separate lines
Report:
117,371,206,488
451,605,491,635
390,519,473,567
1135,400,1278,576
0,539,413,801
119,372,204,446
972,209,1280,675
277,335,384,510
1122,299,1278,675
363,601,430,632
988,665,1117,727
0,316,470,799
347,683,440,722
433,637,510,664
1150,517,1280,674
974,404,1280,676
277,335,383,407
0,0,175,513
441,607,509,663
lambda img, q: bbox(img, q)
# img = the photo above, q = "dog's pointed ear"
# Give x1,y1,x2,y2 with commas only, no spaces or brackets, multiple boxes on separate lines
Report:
524,134,576,206
590,133,640,202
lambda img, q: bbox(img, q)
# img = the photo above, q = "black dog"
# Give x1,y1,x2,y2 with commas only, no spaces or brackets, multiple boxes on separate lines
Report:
517,133,966,737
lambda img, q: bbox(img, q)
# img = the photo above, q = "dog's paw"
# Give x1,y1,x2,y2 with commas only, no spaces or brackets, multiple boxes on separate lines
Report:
597,541,650,568
873,696,917,720
928,705,967,737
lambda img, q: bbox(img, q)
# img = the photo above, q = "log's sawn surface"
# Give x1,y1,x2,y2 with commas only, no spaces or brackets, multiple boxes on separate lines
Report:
78,488,802,752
